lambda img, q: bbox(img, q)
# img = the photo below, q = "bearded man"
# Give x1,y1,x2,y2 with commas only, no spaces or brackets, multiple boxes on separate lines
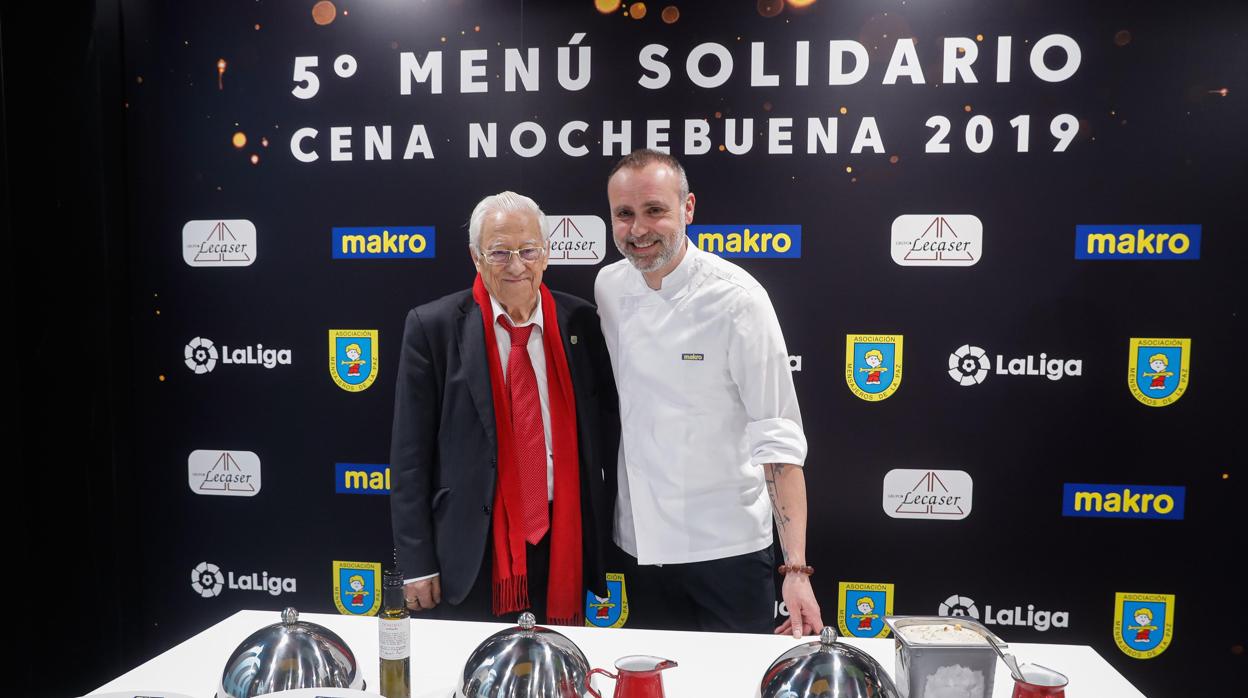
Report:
594,150,822,636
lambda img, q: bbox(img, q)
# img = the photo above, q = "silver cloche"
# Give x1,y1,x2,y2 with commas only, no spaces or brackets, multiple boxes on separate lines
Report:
217,607,365,698
759,626,900,698
457,611,592,698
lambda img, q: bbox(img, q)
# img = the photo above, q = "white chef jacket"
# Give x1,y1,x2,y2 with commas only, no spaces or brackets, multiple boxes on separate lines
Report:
408,294,554,584
594,242,807,565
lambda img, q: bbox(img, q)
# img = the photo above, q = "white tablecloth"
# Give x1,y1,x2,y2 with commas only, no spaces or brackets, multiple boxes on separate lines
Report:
90,610,1147,697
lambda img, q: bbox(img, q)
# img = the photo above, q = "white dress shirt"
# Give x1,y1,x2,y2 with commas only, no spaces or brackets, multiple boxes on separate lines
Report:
408,294,555,584
595,242,807,565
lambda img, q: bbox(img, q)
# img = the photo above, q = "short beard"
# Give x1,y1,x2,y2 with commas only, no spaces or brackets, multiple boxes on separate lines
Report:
617,226,684,273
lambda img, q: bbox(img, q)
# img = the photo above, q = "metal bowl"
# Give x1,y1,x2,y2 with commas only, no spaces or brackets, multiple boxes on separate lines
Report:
217,607,365,698
759,627,900,698
884,615,1003,698
457,612,591,698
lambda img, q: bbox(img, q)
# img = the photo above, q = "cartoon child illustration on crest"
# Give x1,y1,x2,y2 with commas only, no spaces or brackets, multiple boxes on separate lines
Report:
341,342,366,378
347,574,369,608
1141,353,1173,391
1128,607,1157,643
851,596,878,632
588,593,614,621
859,349,888,385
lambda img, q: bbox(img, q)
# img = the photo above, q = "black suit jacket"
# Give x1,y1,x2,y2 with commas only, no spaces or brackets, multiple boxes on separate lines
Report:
389,288,618,604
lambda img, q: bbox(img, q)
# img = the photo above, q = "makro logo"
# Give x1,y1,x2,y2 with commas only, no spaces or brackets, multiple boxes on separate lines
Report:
191,561,296,598
891,215,983,267
188,450,261,497
1062,484,1185,520
546,215,606,265
184,336,292,373
882,469,972,520
948,344,1082,385
332,226,436,259
1075,225,1201,260
939,594,1069,632
688,224,801,258
336,463,391,494
183,220,256,267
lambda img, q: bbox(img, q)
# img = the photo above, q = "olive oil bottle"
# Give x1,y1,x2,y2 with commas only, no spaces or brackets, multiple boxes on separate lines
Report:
378,568,411,698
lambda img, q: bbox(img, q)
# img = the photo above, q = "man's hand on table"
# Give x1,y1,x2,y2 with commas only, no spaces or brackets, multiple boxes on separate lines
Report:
774,574,823,638
404,575,442,611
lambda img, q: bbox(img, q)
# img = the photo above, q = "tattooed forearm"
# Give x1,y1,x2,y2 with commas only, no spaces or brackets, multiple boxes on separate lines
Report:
765,462,808,567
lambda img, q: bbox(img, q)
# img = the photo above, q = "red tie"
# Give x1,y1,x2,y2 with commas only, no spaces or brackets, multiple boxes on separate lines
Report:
498,316,550,544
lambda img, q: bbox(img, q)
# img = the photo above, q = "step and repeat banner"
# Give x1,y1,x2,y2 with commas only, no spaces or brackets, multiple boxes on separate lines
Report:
121,1,1242,695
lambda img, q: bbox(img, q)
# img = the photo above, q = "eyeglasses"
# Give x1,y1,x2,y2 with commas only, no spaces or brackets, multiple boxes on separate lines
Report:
478,246,545,265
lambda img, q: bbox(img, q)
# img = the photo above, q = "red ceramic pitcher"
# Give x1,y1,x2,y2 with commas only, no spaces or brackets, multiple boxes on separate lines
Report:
585,655,678,698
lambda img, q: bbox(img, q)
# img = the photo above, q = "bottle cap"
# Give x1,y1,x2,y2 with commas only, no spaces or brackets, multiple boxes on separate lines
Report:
383,567,404,588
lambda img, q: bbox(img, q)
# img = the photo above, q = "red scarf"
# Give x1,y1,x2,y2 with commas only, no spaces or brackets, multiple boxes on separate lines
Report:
472,275,583,625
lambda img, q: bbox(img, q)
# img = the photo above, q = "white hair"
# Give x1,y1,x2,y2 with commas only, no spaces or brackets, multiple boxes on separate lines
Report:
467,191,549,250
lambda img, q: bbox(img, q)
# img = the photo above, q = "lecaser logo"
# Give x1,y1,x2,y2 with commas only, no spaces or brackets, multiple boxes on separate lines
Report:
883,469,972,520
688,225,801,258
183,220,256,267
891,215,983,267
546,215,606,266
188,450,261,497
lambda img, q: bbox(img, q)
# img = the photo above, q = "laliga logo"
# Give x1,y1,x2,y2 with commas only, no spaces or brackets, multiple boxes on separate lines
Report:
185,337,219,374
191,561,297,598
948,345,990,385
938,594,979,618
939,594,1069,632
948,344,1082,384
185,336,292,372
191,561,225,598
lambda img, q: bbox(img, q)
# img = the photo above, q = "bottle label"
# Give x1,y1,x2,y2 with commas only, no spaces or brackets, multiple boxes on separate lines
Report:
379,618,410,660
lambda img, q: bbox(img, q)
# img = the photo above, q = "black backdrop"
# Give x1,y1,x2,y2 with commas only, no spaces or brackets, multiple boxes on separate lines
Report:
8,1,1246,697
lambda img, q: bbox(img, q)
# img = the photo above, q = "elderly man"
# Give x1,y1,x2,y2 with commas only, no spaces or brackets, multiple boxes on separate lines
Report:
595,150,821,636
390,191,617,624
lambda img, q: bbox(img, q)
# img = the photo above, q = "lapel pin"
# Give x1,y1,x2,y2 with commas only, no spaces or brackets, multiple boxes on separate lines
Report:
570,335,578,344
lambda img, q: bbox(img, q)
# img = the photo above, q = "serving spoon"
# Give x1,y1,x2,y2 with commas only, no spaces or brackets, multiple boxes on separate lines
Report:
985,633,1026,682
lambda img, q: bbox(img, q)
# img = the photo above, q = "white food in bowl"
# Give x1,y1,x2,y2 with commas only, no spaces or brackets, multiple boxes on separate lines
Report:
924,664,986,698
897,623,988,645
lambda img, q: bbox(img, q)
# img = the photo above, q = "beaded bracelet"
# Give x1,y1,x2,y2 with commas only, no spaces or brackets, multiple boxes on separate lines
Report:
778,564,815,576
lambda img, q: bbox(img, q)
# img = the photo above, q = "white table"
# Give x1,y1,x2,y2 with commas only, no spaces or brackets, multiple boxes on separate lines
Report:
90,610,1146,697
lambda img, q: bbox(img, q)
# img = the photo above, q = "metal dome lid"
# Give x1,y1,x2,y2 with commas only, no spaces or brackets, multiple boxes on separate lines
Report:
457,612,592,698
759,627,900,698
217,607,365,698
